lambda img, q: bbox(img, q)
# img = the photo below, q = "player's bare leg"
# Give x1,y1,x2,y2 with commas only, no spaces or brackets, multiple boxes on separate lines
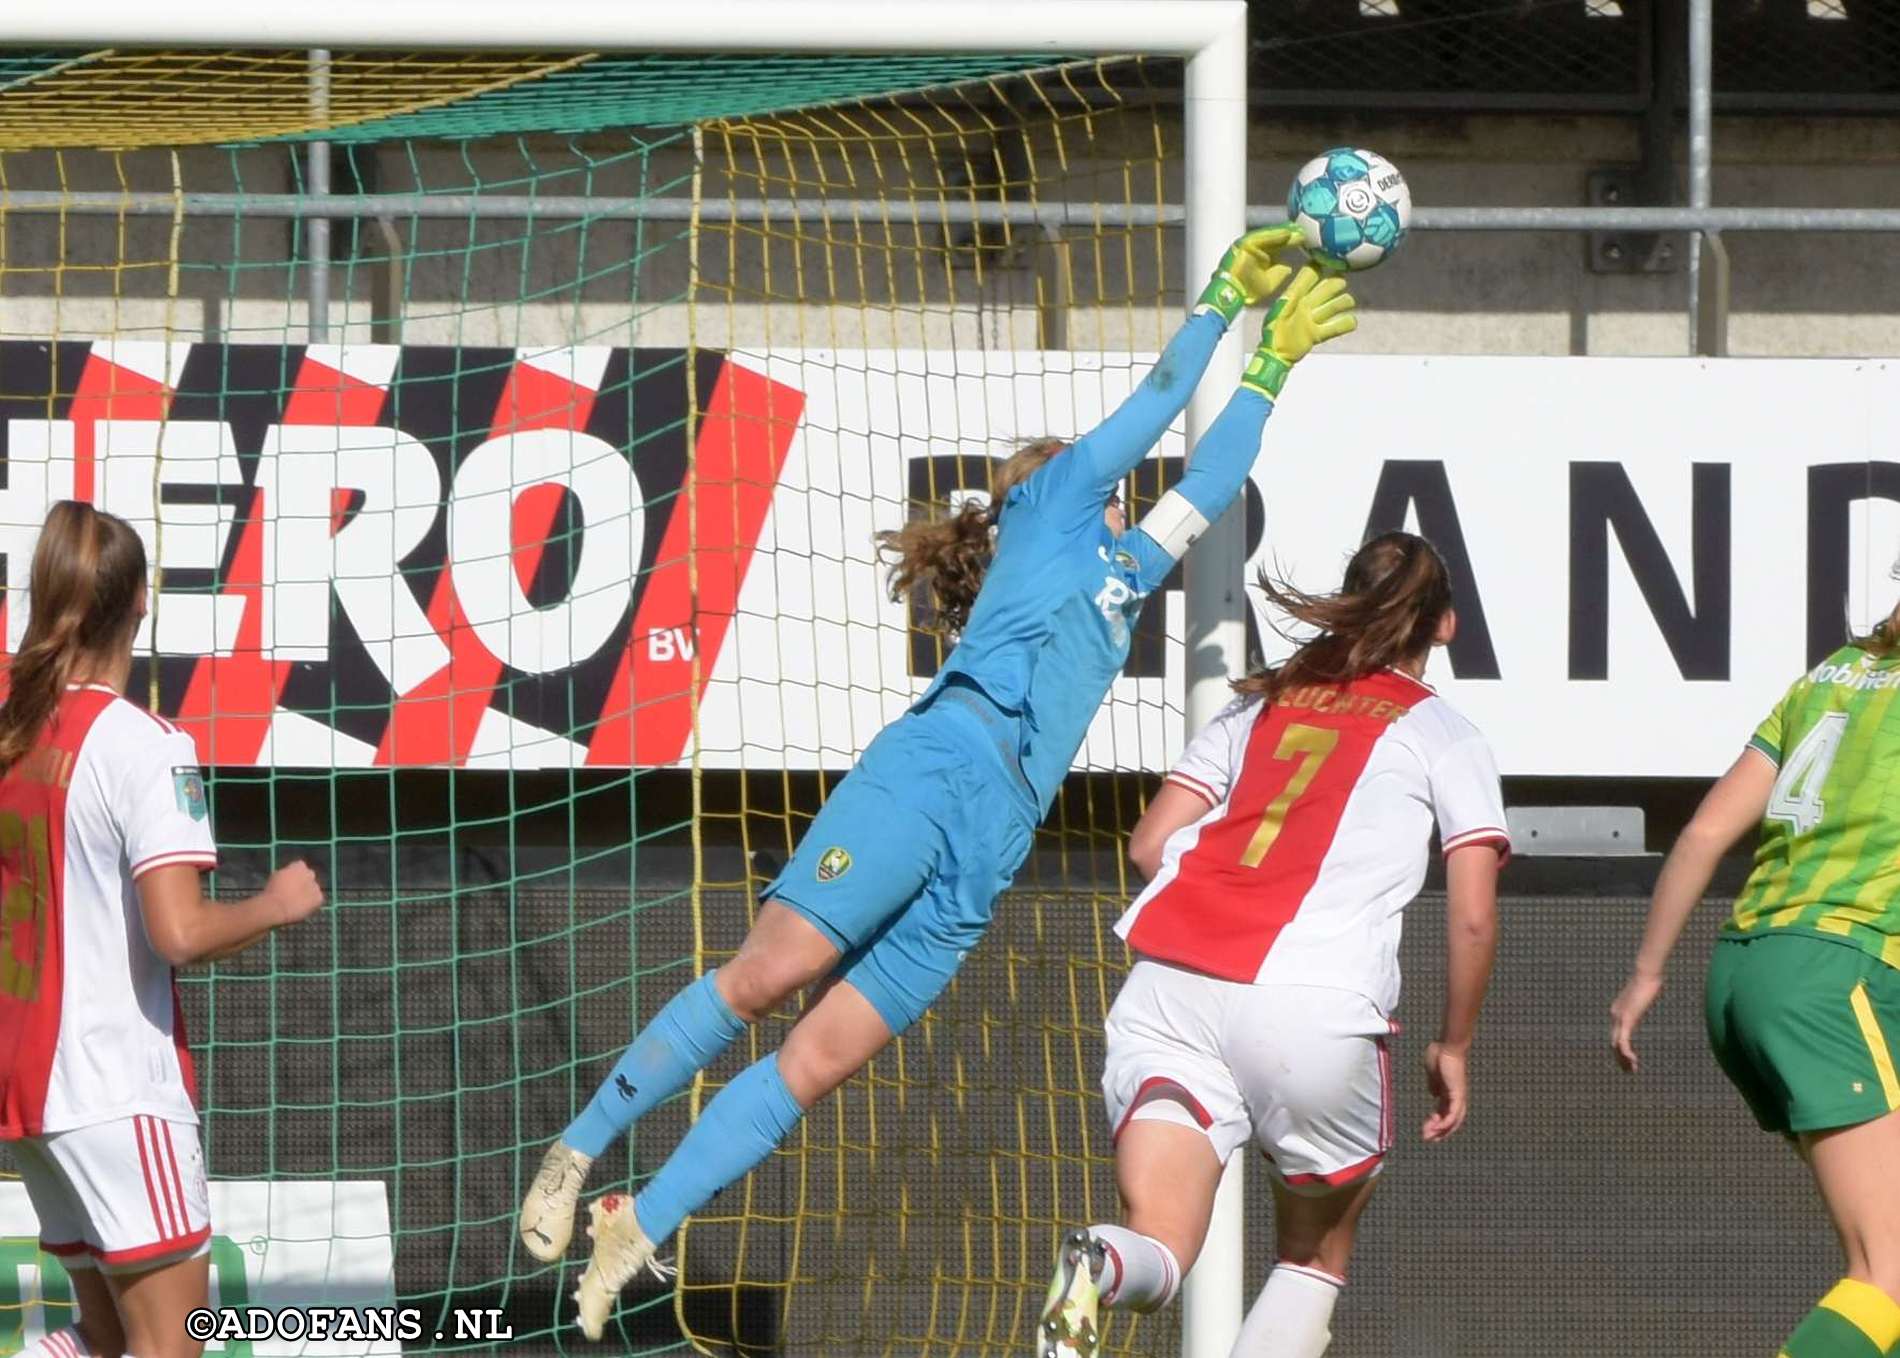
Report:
105,1252,210,1358
1805,1107,1900,1295
716,903,845,1026
1040,1100,1221,1357
1271,1174,1377,1280
573,976,890,1341
774,976,892,1106
1784,1108,1900,1355
526,902,840,1265
25,1266,125,1358
1230,1177,1378,1358
1114,1114,1224,1273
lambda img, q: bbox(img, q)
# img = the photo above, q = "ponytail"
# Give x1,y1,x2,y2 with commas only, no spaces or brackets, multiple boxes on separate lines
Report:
877,438,1064,635
0,502,147,771
1855,605,1900,658
1235,531,1453,704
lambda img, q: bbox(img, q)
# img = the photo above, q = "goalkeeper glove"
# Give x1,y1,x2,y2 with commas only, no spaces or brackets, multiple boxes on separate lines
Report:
1240,262,1358,400
1194,224,1299,326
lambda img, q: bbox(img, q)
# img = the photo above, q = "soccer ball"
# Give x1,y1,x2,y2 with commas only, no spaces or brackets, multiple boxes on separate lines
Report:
1286,147,1412,271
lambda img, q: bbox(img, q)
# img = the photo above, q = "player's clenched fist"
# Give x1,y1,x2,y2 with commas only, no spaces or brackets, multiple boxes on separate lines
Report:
265,860,325,926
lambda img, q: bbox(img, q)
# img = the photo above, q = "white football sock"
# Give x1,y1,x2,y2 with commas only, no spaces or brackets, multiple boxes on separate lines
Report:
1087,1224,1181,1313
20,1325,95,1358
1232,1262,1343,1358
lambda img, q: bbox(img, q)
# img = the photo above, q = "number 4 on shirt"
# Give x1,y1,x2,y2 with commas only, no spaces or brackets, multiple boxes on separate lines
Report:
1766,710,1847,836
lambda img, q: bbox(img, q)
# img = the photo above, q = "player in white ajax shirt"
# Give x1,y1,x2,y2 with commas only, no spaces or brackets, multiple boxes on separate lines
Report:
1040,531,1508,1358
0,502,323,1358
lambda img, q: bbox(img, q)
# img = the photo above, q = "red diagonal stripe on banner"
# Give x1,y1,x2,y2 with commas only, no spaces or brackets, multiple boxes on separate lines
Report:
512,485,567,594
589,359,803,766
22,351,178,706
290,365,387,430
377,360,598,767
67,350,172,506
173,356,387,765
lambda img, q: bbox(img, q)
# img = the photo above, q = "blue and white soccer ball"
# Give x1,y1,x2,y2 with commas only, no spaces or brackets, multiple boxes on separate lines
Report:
1286,147,1412,271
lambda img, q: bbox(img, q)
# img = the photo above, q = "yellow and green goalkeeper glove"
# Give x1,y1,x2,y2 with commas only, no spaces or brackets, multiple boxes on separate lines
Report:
1194,224,1300,326
1240,262,1358,400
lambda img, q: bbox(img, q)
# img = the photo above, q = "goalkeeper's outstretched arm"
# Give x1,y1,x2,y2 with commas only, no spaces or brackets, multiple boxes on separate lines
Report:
1126,262,1358,570
1027,226,1300,520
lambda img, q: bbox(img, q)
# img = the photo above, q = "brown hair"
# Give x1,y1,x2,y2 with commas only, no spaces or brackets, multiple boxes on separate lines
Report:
0,502,148,771
1853,597,1900,657
1235,530,1454,704
876,438,1065,634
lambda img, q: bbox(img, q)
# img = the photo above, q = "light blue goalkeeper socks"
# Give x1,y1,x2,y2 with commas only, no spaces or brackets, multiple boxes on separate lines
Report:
563,972,746,1158
632,1052,806,1244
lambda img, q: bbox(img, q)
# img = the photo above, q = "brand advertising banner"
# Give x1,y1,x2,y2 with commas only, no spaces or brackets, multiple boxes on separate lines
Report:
0,1180,399,1356
1,341,1893,776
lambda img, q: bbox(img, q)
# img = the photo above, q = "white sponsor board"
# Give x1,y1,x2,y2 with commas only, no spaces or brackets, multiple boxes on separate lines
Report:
7,344,1894,776
704,351,1900,778
0,1180,399,1355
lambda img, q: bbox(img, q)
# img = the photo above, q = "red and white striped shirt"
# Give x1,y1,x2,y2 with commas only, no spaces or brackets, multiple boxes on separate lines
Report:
0,685,217,1137
1116,669,1507,1012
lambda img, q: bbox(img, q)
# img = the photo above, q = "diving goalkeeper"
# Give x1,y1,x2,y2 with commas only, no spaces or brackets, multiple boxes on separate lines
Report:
520,231,1359,1341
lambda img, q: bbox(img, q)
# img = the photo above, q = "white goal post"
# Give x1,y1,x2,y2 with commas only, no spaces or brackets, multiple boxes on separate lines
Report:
0,2,1254,1351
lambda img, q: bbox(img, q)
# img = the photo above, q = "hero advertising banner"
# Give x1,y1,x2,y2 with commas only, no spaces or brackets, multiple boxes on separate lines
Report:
1,341,1894,777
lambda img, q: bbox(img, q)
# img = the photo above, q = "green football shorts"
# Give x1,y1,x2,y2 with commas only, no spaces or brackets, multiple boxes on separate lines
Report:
1705,932,1900,1137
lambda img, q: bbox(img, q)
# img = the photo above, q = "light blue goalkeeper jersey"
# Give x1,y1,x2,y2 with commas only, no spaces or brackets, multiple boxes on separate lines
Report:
917,308,1277,816
767,306,1282,1034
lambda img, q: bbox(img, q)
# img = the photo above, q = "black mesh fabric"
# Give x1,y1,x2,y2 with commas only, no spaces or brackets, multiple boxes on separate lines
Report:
61,884,1835,1356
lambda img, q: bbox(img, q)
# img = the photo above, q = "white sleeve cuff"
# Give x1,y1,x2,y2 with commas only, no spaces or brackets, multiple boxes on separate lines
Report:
1135,489,1211,562
1165,771,1220,808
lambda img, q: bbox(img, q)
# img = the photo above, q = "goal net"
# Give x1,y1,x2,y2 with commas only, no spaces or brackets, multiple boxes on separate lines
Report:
0,40,1207,1358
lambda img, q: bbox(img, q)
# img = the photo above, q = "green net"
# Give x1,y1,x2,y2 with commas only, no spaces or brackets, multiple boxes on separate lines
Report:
281,55,1072,145
0,50,1181,1357
0,52,1067,150
0,53,86,92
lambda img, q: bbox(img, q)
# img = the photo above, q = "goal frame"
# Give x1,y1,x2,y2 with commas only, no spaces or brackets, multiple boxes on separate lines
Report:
0,3,1254,1351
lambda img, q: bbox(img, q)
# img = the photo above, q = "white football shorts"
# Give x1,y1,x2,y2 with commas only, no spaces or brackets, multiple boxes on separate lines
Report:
1102,959,1395,1193
12,1115,211,1272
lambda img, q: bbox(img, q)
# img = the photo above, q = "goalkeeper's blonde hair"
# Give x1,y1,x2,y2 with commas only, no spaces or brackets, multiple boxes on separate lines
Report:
876,438,1065,636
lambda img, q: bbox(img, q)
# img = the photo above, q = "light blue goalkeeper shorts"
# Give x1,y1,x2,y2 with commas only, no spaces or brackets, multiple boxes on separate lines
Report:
762,680,1037,1035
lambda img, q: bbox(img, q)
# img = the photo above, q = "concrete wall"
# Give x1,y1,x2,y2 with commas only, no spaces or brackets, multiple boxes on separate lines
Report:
4,110,1900,356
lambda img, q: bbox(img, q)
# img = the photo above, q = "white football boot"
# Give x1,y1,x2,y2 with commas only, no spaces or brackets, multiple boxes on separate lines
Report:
573,1193,669,1341
518,1140,593,1262
1037,1228,1106,1358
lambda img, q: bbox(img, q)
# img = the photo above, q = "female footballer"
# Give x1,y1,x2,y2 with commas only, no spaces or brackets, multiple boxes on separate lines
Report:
1041,532,1508,1358
1611,614,1900,1358
519,228,1361,1341
0,501,324,1358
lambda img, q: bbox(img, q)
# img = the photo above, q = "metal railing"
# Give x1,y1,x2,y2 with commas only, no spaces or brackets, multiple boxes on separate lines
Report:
0,0,1827,356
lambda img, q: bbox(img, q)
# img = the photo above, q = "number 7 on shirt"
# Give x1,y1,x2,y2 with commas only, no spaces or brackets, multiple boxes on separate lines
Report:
1240,724,1340,868
0,809,50,1001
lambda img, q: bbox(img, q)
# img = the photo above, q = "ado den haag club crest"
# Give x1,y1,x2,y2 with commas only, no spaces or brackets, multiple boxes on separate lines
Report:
816,846,852,883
